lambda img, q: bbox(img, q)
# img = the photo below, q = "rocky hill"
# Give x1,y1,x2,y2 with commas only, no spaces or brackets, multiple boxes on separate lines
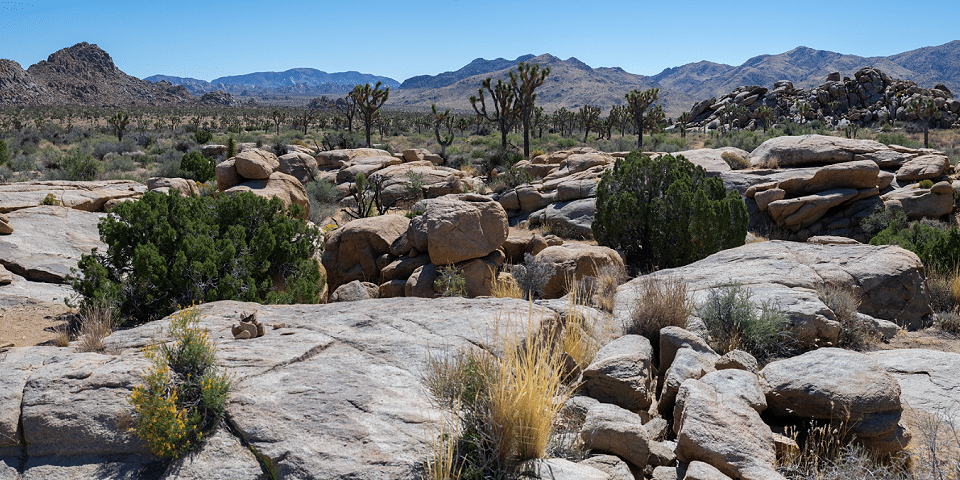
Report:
388,53,694,116
145,68,399,96
0,43,197,107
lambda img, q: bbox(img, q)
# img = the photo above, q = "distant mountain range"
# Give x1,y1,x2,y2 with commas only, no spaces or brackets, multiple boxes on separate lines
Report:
144,69,399,97
1,41,958,116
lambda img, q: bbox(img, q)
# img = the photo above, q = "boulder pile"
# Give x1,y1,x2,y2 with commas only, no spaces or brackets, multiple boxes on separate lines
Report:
688,67,960,130
215,147,310,218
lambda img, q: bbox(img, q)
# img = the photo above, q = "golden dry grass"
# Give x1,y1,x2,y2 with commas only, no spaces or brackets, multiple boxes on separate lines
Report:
76,304,115,353
625,275,692,343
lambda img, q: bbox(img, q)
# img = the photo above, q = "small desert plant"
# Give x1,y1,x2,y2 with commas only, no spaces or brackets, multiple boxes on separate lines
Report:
53,322,71,347
179,151,215,184
925,267,960,314
593,263,627,313
509,254,554,300
193,130,213,144
860,205,909,240
625,276,692,351
698,283,792,360
436,265,467,297
129,306,231,458
41,193,61,206
721,150,751,170
816,283,875,350
60,148,101,181
491,272,524,299
75,304,115,353
226,135,237,158
560,282,603,374
919,179,935,189
935,311,960,336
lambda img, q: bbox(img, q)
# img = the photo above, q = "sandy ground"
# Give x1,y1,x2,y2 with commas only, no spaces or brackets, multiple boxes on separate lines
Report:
0,303,75,349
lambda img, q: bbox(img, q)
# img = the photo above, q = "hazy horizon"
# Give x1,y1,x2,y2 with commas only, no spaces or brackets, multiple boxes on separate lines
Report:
2,0,958,83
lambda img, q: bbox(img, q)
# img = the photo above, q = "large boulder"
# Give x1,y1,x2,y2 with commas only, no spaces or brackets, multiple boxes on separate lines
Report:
881,181,954,219
579,402,650,470
749,134,889,168
215,158,241,191
147,177,200,196
277,151,319,184
615,241,932,331
415,194,508,266
867,349,960,428
760,348,908,456
658,347,718,418
530,197,596,239
233,148,280,180
0,206,105,283
321,215,410,293
315,148,391,169
224,172,311,219
671,148,747,174
894,154,950,182
534,243,624,299
674,378,784,480
582,335,655,412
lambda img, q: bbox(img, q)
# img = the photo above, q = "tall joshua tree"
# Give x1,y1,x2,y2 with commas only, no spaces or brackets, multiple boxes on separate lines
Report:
470,77,519,152
578,105,601,143
508,62,550,158
910,97,941,148
625,88,659,148
431,104,455,159
351,81,390,147
107,111,130,141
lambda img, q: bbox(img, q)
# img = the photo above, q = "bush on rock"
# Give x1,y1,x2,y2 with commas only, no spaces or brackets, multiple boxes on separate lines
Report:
592,152,748,272
70,191,323,325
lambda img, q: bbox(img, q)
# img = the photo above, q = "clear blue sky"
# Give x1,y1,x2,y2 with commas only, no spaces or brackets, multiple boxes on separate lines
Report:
2,0,958,83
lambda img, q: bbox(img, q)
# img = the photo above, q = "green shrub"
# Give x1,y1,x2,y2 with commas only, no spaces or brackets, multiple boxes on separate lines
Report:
41,193,61,206
69,191,323,325
179,151,215,183
193,130,213,144
60,148,101,181
487,167,533,193
698,283,792,360
870,221,960,273
859,205,909,239
919,179,934,189
0,139,8,166
593,152,748,272
436,265,467,297
304,178,339,223
877,131,919,148
129,306,231,458
226,135,237,158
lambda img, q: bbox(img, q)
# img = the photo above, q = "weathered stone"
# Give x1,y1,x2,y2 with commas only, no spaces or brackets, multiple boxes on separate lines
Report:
519,458,611,480
417,194,508,266
895,154,950,181
578,455,633,480
233,148,280,179
315,148,391,169
331,280,380,302
0,180,146,213
684,461,733,480
698,369,766,413
158,427,264,480
0,265,11,285
321,215,410,292
776,160,880,196
530,198,596,239
714,349,759,374
657,327,715,378
405,264,438,298
378,279,406,298
0,206,105,283
881,181,954,219
579,402,650,470
223,171,310,219
147,177,199,196
380,254,430,282
534,243,623,299
761,348,906,455
749,135,889,168
215,158,241,191
659,347,718,417
0,214,11,235
582,335,655,411
672,148,747,174
616,241,932,331
767,188,861,230
459,253,499,297
674,379,784,480
277,151,319,184
867,349,960,428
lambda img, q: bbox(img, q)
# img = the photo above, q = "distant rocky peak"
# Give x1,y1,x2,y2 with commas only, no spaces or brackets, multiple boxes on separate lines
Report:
32,42,118,77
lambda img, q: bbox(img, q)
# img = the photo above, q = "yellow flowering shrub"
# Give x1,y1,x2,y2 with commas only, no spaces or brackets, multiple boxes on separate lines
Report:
129,306,231,458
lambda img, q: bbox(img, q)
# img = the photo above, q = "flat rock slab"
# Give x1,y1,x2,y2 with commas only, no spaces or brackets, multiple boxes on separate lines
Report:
867,349,960,427
0,206,105,283
615,241,930,332
0,180,145,214
104,297,559,479
749,135,889,168
0,272,74,308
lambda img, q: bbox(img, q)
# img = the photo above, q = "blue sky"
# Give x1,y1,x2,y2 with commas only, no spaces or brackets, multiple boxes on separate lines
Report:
2,0,958,82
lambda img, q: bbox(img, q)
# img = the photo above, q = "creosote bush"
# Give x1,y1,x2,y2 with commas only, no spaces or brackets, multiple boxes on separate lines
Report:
436,265,467,297
129,306,231,458
70,191,323,325
698,283,792,360
593,152,748,272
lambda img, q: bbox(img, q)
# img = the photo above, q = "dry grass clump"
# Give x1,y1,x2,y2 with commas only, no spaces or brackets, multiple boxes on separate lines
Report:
926,267,960,314
421,307,576,478
560,281,604,374
816,283,877,350
76,304,116,352
721,150,751,170
624,276,692,345
936,311,960,336
491,271,524,299
594,263,627,312
53,322,71,347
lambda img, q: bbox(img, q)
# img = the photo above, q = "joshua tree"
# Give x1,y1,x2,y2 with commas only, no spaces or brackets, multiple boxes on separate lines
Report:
431,104,455,159
756,106,774,133
271,109,286,136
470,77,519,152
795,101,811,124
909,97,941,148
578,105,601,142
335,95,357,134
107,111,130,141
351,81,390,147
625,88,660,148
508,62,550,158
676,111,690,139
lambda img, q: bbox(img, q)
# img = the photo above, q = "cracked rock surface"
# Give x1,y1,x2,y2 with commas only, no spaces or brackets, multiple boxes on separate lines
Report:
1,297,559,479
